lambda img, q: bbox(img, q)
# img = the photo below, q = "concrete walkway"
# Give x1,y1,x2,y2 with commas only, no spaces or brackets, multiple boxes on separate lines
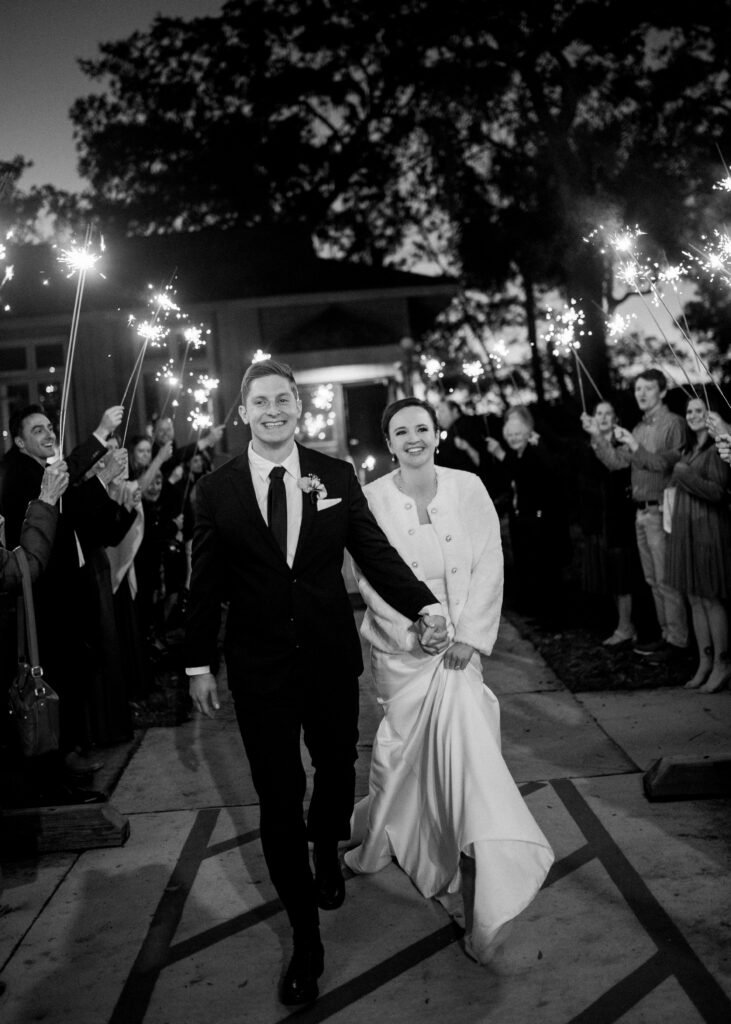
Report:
1,617,730,1024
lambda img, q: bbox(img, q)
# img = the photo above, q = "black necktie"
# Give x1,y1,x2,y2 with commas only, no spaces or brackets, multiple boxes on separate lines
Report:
267,466,287,556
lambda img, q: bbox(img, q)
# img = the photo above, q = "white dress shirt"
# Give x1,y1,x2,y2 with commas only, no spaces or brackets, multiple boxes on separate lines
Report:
247,442,303,568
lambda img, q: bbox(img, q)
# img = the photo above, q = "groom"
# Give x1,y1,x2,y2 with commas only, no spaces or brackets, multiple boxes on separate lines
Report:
185,359,446,1005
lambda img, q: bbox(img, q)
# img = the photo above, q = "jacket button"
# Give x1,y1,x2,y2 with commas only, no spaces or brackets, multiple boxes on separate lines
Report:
445,535,452,542
408,528,415,535
451,567,458,574
405,503,412,510
412,561,418,568
431,508,437,515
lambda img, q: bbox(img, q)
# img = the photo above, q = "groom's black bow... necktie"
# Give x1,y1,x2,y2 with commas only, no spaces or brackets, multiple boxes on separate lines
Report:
267,466,287,556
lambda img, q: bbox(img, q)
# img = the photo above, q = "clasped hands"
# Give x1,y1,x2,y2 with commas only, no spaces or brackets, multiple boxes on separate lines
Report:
414,615,475,670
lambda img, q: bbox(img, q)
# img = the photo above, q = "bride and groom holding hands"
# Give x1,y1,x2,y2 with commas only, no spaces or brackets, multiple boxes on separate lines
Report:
185,359,553,1006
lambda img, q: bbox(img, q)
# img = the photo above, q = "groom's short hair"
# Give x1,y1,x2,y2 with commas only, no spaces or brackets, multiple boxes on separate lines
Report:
241,359,299,403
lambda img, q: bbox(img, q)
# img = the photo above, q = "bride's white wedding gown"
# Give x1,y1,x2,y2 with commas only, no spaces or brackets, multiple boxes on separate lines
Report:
344,523,554,963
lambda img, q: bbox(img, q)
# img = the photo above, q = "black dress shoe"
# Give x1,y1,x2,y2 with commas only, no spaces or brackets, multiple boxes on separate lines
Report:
314,849,345,910
280,938,324,1005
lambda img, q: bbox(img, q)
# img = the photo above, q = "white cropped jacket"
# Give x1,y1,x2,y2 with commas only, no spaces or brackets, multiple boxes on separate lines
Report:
353,467,503,656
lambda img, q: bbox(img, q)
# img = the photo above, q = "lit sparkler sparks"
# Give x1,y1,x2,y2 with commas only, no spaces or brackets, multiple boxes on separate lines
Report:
152,291,180,314
313,383,334,410
607,311,636,341
713,176,731,192
252,348,271,363
462,359,485,383
135,320,167,345
183,325,205,348
543,300,589,357
421,355,445,379
189,410,213,432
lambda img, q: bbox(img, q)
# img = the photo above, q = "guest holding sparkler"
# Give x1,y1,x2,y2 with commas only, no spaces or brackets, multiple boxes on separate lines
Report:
577,400,640,645
152,416,223,480
582,370,689,663
0,403,123,803
128,434,173,489
666,397,731,692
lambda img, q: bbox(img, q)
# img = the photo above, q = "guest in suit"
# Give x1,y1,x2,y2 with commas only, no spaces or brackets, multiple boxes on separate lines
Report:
0,403,123,804
185,360,447,1007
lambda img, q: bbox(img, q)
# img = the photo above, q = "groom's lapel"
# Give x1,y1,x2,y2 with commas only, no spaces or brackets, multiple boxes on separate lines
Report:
227,453,283,559
293,443,316,566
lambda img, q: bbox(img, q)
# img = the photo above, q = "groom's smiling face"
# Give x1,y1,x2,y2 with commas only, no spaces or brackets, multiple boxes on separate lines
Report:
241,374,302,452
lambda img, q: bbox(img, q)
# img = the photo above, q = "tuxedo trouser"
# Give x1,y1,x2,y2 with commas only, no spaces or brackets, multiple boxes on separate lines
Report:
233,672,359,934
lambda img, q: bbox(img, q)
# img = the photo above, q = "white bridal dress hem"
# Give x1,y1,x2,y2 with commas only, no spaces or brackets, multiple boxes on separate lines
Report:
344,588,554,963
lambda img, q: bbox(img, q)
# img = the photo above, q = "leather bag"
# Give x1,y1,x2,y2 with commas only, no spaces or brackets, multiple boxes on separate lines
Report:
7,546,60,757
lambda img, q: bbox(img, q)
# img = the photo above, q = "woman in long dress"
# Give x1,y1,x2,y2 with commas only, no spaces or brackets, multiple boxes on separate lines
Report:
344,398,554,963
666,397,731,692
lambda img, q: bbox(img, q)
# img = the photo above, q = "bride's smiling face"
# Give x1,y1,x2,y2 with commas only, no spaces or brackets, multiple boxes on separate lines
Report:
387,406,438,469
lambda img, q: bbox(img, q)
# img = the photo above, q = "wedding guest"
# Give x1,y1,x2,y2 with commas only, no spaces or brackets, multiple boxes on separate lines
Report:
128,434,173,490
152,416,223,479
135,470,175,645
582,369,688,663
486,406,570,626
577,401,639,645
666,397,731,692
0,404,123,803
69,448,140,744
435,399,484,475
0,462,68,589
345,398,553,962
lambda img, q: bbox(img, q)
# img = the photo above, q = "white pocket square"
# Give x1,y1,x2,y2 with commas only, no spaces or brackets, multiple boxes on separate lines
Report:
317,497,341,511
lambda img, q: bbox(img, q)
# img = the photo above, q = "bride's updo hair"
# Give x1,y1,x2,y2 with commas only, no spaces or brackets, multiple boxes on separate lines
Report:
381,398,439,439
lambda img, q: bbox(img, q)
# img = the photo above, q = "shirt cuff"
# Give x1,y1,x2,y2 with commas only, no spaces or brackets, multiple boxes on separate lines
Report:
185,666,211,676
418,604,443,618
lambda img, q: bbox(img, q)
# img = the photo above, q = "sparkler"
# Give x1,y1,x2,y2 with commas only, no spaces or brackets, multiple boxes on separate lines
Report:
542,300,592,411
588,225,708,404
462,360,485,384
120,274,179,445
57,225,104,455
421,355,445,380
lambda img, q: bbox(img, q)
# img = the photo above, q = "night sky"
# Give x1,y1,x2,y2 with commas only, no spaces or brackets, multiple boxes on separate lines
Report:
1,0,224,192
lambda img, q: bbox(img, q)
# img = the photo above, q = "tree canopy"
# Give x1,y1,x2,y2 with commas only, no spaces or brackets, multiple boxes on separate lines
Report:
67,0,731,391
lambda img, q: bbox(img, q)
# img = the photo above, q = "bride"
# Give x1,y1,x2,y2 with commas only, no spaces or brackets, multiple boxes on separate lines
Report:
344,398,554,963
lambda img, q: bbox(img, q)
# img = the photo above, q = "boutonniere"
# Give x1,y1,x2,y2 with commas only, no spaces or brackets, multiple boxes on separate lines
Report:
297,473,327,506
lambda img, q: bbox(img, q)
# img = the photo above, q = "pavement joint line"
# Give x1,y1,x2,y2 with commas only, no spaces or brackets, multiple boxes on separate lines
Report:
542,843,594,889
270,923,463,1024
551,778,731,1024
108,807,220,1024
564,950,671,1024
166,898,282,966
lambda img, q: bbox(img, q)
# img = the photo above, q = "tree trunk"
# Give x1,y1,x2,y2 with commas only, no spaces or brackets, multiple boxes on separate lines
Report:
521,268,545,404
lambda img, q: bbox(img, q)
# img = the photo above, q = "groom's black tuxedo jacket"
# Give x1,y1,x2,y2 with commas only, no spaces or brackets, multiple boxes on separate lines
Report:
185,443,435,693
